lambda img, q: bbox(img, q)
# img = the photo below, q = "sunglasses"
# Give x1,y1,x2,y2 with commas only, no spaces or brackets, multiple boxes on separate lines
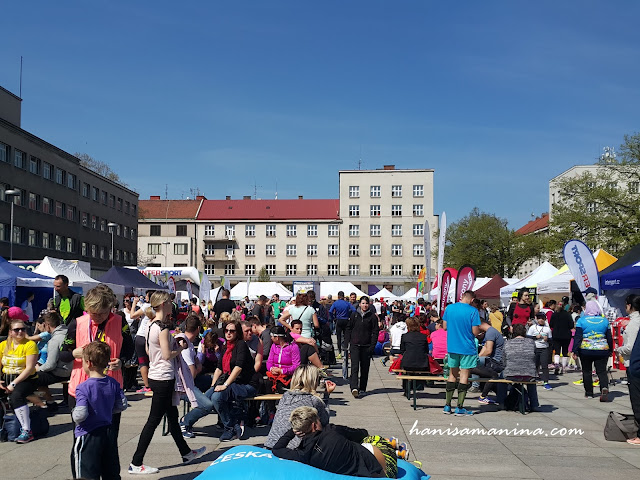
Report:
12,327,26,333
225,328,236,333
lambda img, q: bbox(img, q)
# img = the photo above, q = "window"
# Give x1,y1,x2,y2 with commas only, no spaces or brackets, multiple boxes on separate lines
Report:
11,189,25,207
150,225,161,236
176,225,187,236
225,245,234,257
245,265,256,276
392,224,402,236
348,264,360,275
307,225,318,237
54,168,64,184
109,194,115,208
307,244,317,256
117,198,122,211
91,215,97,229
307,264,318,276
370,225,381,237
587,202,597,213
0,143,7,163
225,225,235,238
328,225,339,237
174,244,188,255
370,265,381,276
124,201,130,214
130,228,136,240
245,225,255,237
101,191,108,205
204,264,215,275
391,205,402,217
148,244,161,255
92,187,99,201
43,162,52,180
245,244,255,256
349,225,360,237
55,235,63,251
28,229,37,247
349,244,360,257
413,265,423,276
391,244,402,256
607,181,617,189
266,224,276,237
82,183,89,197
413,244,424,256
91,244,96,257
286,244,297,256
100,219,106,232
370,244,381,256
29,156,39,174
349,186,360,198
67,238,75,253
413,204,424,217
67,173,76,190
286,264,297,276
42,232,50,249
328,245,339,256
28,193,38,210
413,185,424,197
14,150,25,169
43,197,51,214
286,225,297,237
328,265,339,276
224,264,235,275
630,182,640,194
391,265,403,276
349,205,360,217
266,244,276,256
370,205,380,217
586,181,596,188
370,186,381,198
204,244,215,255
413,224,424,236
55,201,64,218
81,242,87,257
205,225,215,236
392,185,402,198
265,264,276,275
66,206,76,221
123,226,129,238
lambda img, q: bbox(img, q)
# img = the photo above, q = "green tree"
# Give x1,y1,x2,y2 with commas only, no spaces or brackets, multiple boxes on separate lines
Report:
443,208,547,277
548,133,640,255
257,266,271,282
75,152,128,187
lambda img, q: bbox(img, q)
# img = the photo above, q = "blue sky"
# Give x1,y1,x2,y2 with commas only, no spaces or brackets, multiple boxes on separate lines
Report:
1,1,638,229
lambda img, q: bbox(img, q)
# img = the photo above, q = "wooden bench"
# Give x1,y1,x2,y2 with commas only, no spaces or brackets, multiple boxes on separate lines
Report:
246,394,283,402
394,374,537,413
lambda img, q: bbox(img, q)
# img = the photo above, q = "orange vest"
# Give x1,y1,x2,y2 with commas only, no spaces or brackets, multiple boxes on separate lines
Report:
68,313,123,397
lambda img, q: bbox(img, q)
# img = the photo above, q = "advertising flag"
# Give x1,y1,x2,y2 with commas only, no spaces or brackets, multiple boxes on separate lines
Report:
186,280,193,301
439,269,452,318
563,239,599,294
167,276,176,296
200,272,211,304
436,212,447,312
424,220,431,300
456,265,476,302
416,267,426,296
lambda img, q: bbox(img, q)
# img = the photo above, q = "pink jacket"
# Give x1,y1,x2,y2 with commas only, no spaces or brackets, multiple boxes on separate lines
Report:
266,342,301,376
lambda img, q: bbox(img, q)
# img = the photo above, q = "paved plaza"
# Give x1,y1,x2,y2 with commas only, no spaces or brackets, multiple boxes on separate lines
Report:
1,359,639,480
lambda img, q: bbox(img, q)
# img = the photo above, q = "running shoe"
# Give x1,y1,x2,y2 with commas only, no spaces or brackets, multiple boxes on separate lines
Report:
136,386,152,394
593,380,600,387
543,383,553,391
236,423,244,440
180,420,195,439
573,379,584,385
15,429,34,444
443,405,452,415
621,379,629,385
219,429,237,442
380,358,387,367
454,407,474,416
182,446,207,464
128,464,159,475
477,396,497,405
352,388,359,398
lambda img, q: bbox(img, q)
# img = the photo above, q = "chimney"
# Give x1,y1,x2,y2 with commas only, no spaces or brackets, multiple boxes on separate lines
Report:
225,196,231,200
383,165,395,170
298,195,303,200
150,195,161,200
243,195,251,200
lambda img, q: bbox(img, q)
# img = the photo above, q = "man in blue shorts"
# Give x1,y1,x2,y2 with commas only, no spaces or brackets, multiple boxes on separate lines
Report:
442,290,480,416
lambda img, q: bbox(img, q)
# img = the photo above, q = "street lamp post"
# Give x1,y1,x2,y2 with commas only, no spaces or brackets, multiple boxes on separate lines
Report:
5,189,20,261
162,241,170,267
107,223,118,266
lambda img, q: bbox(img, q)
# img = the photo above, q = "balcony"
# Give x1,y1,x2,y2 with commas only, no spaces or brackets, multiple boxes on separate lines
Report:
204,234,235,242
202,251,237,262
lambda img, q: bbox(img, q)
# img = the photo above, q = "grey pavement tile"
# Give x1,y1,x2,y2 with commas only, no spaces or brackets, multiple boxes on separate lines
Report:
606,447,640,468
528,465,635,480
516,454,637,469
419,454,538,478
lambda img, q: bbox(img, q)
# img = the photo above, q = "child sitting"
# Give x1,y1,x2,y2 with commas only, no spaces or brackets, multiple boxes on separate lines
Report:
71,341,128,480
272,406,398,478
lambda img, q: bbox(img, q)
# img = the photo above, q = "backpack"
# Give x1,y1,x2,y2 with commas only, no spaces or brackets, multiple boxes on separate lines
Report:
377,330,389,343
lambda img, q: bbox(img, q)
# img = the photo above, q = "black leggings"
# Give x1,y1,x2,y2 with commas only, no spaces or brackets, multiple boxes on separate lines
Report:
580,355,608,395
553,339,570,356
132,378,191,466
534,348,550,383
335,319,349,351
8,376,38,408
135,335,150,367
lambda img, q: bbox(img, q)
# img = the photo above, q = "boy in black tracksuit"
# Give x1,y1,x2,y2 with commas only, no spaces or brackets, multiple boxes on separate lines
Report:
345,296,379,397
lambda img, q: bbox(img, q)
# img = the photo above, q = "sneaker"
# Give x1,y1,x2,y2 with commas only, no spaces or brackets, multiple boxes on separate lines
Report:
180,421,195,439
443,405,452,415
128,464,159,475
182,446,207,464
352,388,359,398
454,407,474,416
235,423,244,440
585,393,595,398
573,379,584,385
380,358,387,367
219,429,237,442
621,379,629,385
477,396,497,405
15,429,34,444
46,401,59,413
600,388,609,402
336,353,342,360
593,380,600,387
136,386,152,394
543,383,553,391
468,386,481,393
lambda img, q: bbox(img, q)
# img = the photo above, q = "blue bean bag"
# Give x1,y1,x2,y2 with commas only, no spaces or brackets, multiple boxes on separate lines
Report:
196,445,430,480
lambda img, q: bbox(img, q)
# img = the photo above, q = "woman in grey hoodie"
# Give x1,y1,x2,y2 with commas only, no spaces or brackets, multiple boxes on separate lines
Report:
264,365,335,449
616,295,640,370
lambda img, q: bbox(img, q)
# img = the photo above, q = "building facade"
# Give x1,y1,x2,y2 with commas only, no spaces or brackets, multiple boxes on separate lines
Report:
515,213,549,278
0,86,139,275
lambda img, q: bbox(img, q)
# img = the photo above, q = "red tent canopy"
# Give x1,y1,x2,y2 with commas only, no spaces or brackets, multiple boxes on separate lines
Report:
474,274,508,300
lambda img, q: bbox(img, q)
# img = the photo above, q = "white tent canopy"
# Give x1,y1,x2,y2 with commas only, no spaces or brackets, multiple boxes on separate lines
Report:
34,256,125,295
537,266,572,295
500,261,559,303
230,282,293,301
371,288,399,300
400,287,418,300
319,282,367,299
135,266,201,286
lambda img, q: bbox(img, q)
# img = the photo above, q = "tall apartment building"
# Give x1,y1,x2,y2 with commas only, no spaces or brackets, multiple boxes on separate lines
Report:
0,86,138,275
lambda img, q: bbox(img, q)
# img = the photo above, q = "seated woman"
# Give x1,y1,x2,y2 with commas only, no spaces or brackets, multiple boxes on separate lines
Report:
430,320,447,360
500,323,539,412
0,317,40,443
290,320,325,370
399,317,430,391
266,326,301,393
265,365,336,449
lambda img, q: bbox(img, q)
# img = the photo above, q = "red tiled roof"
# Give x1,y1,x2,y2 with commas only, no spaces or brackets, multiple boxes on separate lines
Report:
516,213,549,235
139,199,203,220
198,199,340,221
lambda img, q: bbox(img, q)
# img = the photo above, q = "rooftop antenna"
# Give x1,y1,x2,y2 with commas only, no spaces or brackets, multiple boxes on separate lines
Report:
253,180,262,200
358,144,362,170
19,56,23,98
275,180,278,200
165,184,168,200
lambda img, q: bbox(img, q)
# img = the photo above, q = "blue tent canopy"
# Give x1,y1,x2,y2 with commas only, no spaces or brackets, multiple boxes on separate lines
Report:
99,266,166,293
601,262,640,290
0,256,55,309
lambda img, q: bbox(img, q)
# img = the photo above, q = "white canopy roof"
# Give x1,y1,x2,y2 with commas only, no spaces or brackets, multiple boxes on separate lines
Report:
319,282,367,299
500,261,559,301
400,287,418,300
135,266,201,286
370,288,399,300
34,256,125,295
230,282,293,301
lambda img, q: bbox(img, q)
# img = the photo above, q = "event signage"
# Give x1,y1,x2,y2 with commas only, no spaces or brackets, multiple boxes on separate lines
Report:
456,265,476,302
416,268,426,297
436,212,447,312
439,269,452,318
424,220,431,300
167,276,176,295
563,239,599,294
186,280,193,300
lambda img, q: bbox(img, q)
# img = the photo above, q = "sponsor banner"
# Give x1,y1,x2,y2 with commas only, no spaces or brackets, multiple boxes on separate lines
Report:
439,269,452,318
436,212,447,312
416,267,426,296
167,276,176,295
200,272,211,304
563,239,599,294
456,265,476,302
186,280,193,300
424,220,431,300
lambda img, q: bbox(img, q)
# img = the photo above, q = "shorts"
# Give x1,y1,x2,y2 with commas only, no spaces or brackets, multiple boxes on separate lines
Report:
390,348,402,356
135,335,149,367
361,435,397,478
448,353,478,370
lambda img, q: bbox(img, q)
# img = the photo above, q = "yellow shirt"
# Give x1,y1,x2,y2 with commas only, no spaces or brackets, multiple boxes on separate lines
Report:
0,340,39,376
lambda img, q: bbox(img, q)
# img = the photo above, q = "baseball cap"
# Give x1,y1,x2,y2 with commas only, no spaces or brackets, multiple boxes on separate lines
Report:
8,306,29,322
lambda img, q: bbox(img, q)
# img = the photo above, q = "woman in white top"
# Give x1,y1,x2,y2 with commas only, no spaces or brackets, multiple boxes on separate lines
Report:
129,291,206,475
280,293,319,339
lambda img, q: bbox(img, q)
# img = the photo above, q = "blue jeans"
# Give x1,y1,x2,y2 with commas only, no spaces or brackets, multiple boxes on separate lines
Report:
471,356,487,388
210,383,256,432
182,386,216,428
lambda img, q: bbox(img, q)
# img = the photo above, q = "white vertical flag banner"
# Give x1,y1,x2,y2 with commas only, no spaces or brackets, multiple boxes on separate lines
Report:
200,271,211,304
424,220,431,301
563,239,599,294
436,212,447,312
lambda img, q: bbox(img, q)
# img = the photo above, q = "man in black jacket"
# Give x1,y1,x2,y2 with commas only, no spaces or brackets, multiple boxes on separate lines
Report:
345,296,379,398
